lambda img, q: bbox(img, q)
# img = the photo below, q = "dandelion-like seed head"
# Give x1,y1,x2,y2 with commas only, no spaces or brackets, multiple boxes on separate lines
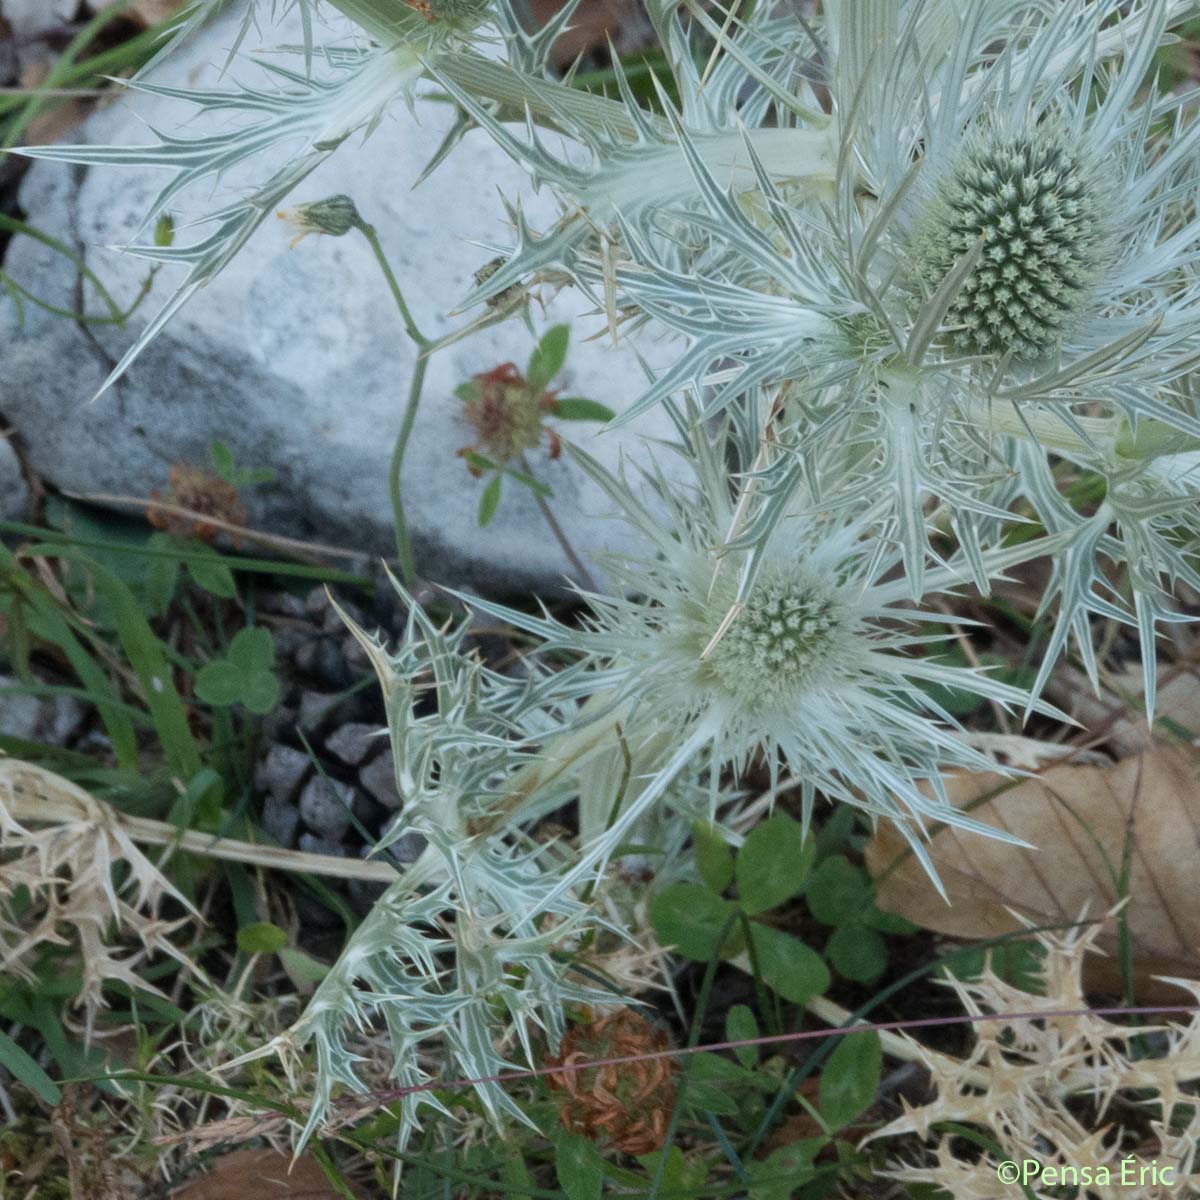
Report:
913,124,1106,359
703,569,849,710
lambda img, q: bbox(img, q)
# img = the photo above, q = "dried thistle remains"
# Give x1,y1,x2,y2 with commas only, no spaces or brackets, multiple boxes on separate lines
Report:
869,923,1200,1198
0,760,204,1027
545,1007,678,1156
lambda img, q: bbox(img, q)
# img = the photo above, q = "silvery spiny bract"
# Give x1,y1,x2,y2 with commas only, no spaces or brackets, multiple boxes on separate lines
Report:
17,0,1200,1151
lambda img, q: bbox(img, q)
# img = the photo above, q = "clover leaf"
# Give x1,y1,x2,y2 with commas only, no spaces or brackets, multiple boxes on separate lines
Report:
195,626,280,714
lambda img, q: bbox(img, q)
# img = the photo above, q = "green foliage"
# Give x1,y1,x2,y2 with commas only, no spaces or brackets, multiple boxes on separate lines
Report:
195,626,281,715
819,1032,882,1131
0,1029,61,1106
237,922,290,955
526,324,570,394
653,813,829,1005
650,883,741,962
805,854,912,986
726,1004,760,1068
692,821,734,894
554,1129,605,1200
209,439,276,489
736,813,816,916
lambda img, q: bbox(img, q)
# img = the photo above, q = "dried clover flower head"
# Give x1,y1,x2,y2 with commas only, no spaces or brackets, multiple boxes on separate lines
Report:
456,362,561,468
546,1007,678,1156
147,463,246,545
912,124,1106,359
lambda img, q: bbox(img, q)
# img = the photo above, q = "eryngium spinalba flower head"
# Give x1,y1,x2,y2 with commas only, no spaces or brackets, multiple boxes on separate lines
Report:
911,123,1106,358
471,441,1054,883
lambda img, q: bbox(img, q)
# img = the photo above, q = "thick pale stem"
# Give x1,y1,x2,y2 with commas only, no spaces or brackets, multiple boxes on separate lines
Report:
961,396,1119,459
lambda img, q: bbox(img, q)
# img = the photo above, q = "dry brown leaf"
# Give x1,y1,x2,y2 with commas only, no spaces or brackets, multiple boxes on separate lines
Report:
169,1149,353,1199
865,744,1200,1002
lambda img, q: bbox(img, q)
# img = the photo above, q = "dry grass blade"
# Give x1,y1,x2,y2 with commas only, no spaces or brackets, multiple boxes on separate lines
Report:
865,745,1200,1002
1,759,401,883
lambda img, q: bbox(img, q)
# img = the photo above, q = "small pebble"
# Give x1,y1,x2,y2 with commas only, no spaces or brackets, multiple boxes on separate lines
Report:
298,775,354,841
298,689,358,732
359,751,402,810
326,722,380,767
0,438,29,523
254,744,310,803
262,794,300,847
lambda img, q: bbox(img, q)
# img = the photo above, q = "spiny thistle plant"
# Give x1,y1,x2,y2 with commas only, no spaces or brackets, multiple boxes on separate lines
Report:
14,0,1200,1152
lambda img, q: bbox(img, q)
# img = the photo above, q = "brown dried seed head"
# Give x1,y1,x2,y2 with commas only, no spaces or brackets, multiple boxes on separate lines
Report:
545,1008,679,1156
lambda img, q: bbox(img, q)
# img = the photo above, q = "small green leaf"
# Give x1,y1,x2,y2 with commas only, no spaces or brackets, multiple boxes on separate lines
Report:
454,380,482,404
692,821,734,894
278,946,331,987
554,1129,604,1200
228,626,274,673
747,924,830,1005
237,922,289,954
736,812,815,915
747,1142,822,1200
185,542,237,599
194,660,243,707
636,1147,705,1197
478,475,502,527
210,439,236,482
683,1080,741,1117
818,1031,881,1131
240,670,281,716
650,883,742,962
805,855,872,926
726,1004,760,1068
864,905,918,934
501,1152,536,1199
0,1029,60,1105
527,323,570,392
826,923,887,984
690,1051,752,1086
460,448,497,473
552,397,615,423
153,214,175,247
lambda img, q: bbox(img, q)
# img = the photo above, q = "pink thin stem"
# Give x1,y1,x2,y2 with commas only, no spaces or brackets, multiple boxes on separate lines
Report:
368,1003,1200,1103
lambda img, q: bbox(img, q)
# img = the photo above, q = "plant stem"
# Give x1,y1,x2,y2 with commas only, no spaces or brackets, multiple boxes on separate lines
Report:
518,450,599,592
358,221,432,588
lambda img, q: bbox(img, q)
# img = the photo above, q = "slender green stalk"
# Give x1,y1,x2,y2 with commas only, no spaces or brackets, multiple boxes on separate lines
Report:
357,221,432,588
517,451,599,591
